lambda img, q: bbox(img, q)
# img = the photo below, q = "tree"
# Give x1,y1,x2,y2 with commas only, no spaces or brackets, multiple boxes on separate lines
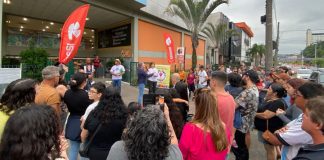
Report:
302,41,324,58
202,22,238,64
166,0,228,69
247,44,265,66
20,39,48,80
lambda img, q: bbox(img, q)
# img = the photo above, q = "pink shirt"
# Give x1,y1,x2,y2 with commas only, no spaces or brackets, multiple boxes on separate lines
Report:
216,92,236,138
179,123,230,160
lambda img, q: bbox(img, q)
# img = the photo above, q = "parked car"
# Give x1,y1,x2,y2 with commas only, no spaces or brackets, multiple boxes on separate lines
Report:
296,69,312,79
309,71,324,86
317,68,324,73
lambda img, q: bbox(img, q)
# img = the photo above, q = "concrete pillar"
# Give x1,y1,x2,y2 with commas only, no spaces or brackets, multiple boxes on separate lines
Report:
132,16,139,62
0,2,3,67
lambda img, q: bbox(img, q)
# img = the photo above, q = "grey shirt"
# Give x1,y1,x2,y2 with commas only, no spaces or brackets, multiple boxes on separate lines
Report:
106,141,183,160
277,104,302,124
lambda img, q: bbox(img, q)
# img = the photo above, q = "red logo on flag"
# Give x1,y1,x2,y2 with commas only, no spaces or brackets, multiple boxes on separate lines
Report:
59,4,90,64
164,33,175,64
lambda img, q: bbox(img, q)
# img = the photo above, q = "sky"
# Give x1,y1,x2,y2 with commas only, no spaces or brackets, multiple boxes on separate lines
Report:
214,0,324,55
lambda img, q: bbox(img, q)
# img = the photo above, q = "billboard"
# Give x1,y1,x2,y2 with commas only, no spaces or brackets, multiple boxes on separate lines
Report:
155,65,170,88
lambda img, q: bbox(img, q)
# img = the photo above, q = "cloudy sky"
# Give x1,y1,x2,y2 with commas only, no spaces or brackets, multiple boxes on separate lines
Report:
214,0,324,55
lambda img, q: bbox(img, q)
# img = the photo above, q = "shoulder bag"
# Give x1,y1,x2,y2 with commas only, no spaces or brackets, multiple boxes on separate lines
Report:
262,120,277,144
79,124,102,158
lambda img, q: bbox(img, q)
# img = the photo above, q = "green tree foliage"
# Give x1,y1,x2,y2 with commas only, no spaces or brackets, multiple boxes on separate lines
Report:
166,0,228,69
303,41,324,58
20,40,48,80
246,43,265,66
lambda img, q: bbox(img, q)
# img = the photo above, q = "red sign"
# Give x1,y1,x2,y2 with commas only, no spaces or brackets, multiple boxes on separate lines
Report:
164,33,175,64
59,4,90,64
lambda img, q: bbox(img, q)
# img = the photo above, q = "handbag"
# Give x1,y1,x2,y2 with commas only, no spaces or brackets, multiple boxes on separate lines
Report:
79,123,102,158
262,120,277,144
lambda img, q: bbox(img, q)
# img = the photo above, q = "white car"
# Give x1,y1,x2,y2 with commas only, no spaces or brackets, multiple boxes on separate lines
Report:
296,69,313,79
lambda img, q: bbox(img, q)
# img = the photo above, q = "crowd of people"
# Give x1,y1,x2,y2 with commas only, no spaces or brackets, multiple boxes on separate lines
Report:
1,63,324,160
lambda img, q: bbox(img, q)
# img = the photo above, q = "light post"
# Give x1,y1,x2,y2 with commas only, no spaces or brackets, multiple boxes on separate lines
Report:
315,42,317,69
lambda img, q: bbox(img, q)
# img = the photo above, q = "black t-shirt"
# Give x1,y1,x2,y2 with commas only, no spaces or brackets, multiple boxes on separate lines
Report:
84,112,127,151
254,99,287,132
63,89,92,116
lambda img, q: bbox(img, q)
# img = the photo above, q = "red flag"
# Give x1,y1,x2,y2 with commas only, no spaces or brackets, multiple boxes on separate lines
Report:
59,4,90,64
164,33,175,64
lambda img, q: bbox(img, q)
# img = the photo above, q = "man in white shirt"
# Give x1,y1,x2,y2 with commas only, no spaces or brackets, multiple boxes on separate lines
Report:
147,62,158,94
197,65,208,88
110,59,125,94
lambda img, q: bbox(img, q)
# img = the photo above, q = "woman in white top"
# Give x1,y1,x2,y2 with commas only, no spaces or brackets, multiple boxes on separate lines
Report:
147,62,159,94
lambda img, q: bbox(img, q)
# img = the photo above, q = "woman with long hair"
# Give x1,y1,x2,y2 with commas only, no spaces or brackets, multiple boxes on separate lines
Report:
254,83,288,160
81,86,128,160
107,104,182,160
276,78,305,124
0,78,38,137
179,88,230,160
64,72,92,160
0,104,68,160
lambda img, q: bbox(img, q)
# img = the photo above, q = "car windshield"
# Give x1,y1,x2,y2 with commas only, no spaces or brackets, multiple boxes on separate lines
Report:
297,69,312,74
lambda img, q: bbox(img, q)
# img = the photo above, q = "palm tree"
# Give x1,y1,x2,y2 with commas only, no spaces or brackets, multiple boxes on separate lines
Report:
247,44,265,66
202,22,238,64
166,0,228,69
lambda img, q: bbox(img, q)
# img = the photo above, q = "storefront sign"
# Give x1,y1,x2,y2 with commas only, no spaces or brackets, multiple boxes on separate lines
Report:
59,4,89,64
164,33,175,64
155,65,171,88
98,24,131,48
177,47,185,64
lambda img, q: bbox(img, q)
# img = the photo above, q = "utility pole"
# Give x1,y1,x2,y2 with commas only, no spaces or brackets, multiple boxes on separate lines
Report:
274,22,280,66
301,50,304,67
265,0,273,71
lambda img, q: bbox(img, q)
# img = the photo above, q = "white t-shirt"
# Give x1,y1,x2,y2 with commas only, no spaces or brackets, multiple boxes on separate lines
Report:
278,114,313,160
198,70,208,86
110,65,125,80
83,101,99,121
147,67,158,82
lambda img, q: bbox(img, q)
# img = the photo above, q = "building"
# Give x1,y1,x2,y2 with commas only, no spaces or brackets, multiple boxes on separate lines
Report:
0,0,207,71
228,22,253,64
306,29,324,46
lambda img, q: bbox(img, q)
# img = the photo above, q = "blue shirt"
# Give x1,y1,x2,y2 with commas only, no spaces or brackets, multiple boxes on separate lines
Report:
137,68,148,84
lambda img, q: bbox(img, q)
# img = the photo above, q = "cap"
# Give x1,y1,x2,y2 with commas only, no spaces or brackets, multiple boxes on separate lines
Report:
243,70,259,84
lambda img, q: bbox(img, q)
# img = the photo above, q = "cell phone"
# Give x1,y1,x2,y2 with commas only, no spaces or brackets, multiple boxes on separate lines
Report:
158,96,165,111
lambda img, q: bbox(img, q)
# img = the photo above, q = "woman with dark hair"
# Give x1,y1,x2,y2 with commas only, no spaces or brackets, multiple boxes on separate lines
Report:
107,105,182,160
254,83,288,160
276,78,305,124
164,89,185,140
64,72,92,160
179,88,230,160
0,104,68,160
127,102,141,117
186,68,196,98
225,73,243,98
0,78,38,137
147,62,158,94
81,86,128,160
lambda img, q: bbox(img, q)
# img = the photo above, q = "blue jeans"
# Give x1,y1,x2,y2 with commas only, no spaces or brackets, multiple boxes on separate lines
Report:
138,83,145,105
68,140,80,160
112,79,122,93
